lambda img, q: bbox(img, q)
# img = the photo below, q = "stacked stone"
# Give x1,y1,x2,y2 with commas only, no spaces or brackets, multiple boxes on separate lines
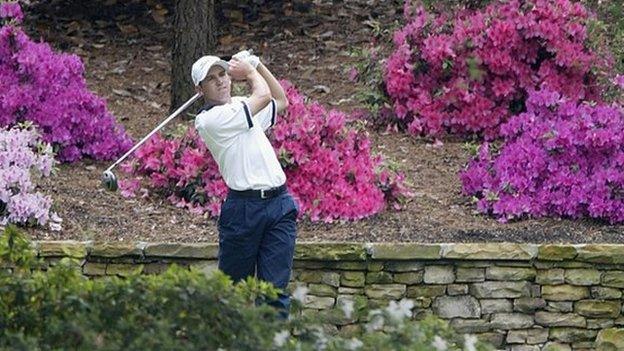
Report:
35,240,624,350
35,241,220,277
289,243,624,350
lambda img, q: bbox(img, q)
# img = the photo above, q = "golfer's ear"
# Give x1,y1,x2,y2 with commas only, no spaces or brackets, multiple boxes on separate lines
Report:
194,85,203,96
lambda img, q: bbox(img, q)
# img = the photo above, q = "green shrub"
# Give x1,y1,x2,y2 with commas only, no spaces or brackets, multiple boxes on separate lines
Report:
0,226,492,350
0,225,284,350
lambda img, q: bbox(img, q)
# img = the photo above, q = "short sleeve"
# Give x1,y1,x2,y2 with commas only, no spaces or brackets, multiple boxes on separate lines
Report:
195,101,254,141
256,98,277,131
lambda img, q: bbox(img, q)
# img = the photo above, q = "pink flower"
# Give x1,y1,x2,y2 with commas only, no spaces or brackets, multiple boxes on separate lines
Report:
119,178,141,198
0,26,133,162
1,125,56,226
491,78,515,98
348,67,358,82
462,91,624,223
382,0,605,139
421,34,455,66
614,75,624,90
0,2,23,23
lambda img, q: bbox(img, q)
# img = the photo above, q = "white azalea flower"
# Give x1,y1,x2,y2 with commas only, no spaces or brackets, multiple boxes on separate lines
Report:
273,330,290,347
313,329,328,351
365,312,385,332
340,299,354,319
398,298,414,316
345,337,363,350
464,334,478,351
385,301,402,321
432,335,448,351
385,298,414,322
49,211,62,223
292,285,309,303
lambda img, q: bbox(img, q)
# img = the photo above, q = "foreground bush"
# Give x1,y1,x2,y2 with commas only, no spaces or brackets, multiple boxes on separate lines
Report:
119,81,412,222
0,226,492,350
0,1,133,162
0,226,284,350
460,88,624,223
384,0,610,138
0,123,57,227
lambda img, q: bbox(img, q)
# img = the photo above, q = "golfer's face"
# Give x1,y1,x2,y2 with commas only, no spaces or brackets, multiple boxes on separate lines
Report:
201,66,231,104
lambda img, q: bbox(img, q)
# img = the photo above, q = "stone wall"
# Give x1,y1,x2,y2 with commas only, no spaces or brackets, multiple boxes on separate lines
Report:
35,241,624,350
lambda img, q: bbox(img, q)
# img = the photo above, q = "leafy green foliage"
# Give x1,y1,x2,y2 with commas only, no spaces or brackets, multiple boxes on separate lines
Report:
350,47,390,115
0,226,283,350
0,226,492,350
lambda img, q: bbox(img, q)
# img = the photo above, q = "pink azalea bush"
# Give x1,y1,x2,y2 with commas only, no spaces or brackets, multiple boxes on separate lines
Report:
0,1,22,24
273,81,409,221
0,123,56,226
384,0,610,138
460,87,624,223
119,129,227,217
120,81,412,222
0,2,133,162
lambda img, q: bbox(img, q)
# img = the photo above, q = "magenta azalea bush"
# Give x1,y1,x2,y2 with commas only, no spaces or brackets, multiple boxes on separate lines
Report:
0,1,22,24
460,87,624,223
118,128,227,217
384,0,610,138
272,81,410,221
0,123,56,226
0,2,132,162
119,81,412,222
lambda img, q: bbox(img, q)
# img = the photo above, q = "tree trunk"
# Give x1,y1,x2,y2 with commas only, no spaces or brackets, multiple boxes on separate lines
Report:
171,0,215,114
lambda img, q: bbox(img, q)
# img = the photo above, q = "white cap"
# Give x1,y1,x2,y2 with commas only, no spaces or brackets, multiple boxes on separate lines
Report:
191,55,229,86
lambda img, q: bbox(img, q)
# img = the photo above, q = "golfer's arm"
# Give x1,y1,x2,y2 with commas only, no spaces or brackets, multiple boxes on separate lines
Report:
256,62,289,114
246,70,271,116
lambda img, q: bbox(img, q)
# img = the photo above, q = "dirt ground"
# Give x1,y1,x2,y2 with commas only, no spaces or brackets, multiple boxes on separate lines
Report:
18,0,624,243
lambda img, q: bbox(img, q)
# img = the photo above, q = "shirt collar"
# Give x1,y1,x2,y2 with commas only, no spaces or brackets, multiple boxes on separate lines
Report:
199,102,216,113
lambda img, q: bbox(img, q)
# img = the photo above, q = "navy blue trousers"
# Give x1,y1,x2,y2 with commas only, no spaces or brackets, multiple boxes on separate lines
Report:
218,190,298,318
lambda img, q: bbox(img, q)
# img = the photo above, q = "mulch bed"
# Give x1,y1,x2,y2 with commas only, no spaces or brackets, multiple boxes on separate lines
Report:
20,0,624,243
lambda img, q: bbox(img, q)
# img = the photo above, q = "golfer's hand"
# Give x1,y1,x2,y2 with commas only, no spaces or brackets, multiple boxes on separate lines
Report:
228,58,255,81
246,55,260,68
232,50,251,61
233,50,260,68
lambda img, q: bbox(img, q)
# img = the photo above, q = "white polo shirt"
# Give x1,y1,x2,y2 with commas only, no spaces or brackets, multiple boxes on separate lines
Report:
195,96,286,191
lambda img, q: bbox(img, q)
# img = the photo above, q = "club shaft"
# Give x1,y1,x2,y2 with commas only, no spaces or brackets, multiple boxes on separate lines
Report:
105,93,202,173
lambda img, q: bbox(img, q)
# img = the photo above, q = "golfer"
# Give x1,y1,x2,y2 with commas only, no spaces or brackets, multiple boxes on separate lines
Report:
191,52,298,318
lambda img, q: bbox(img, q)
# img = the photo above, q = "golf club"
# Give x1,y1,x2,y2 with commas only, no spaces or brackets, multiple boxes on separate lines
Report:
101,92,202,191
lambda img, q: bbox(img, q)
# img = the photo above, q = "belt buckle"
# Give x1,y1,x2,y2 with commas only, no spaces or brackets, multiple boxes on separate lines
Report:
260,189,267,199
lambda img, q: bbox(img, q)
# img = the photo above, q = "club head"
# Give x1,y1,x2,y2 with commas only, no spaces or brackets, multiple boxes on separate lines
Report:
101,170,118,192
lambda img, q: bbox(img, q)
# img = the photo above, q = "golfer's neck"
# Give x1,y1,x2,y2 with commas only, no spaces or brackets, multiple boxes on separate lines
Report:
205,97,231,106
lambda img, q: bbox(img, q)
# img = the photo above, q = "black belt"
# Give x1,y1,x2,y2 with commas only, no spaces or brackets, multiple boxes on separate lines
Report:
229,184,286,199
